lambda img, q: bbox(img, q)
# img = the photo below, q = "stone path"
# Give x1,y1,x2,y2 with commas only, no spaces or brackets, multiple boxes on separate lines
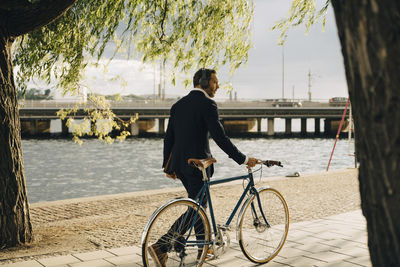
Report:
0,210,371,267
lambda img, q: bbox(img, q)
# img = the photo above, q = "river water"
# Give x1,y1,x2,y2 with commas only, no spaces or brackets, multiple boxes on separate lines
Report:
22,137,355,203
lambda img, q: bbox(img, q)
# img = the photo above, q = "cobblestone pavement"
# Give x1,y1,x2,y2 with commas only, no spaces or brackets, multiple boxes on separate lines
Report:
1,210,371,267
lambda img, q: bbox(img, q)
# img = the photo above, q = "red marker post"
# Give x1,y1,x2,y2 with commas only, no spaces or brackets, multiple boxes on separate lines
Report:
326,98,351,171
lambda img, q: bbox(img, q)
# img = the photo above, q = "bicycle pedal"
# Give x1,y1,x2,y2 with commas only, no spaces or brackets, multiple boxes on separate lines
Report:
217,224,230,231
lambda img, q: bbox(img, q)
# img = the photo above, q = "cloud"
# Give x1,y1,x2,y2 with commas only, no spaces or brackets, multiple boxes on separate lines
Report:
83,59,156,96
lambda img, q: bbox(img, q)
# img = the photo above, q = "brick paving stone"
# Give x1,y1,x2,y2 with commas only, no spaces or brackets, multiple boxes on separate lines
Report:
317,260,363,267
288,235,331,245
318,239,360,249
228,245,242,252
116,263,142,267
295,226,337,234
69,259,115,267
330,247,369,258
104,254,140,265
326,222,366,231
287,230,322,240
277,247,312,258
73,250,115,261
37,255,81,266
330,229,363,238
274,255,327,266
283,240,304,248
311,231,352,240
345,256,372,267
205,255,261,267
234,252,287,264
288,222,314,229
304,251,353,262
0,260,43,267
341,238,368,246
292,242,337,253
260,261,291,267
107,246,141,256
355,243,368,249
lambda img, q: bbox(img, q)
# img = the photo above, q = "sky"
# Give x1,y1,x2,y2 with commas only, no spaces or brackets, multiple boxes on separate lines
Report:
55,0,349,101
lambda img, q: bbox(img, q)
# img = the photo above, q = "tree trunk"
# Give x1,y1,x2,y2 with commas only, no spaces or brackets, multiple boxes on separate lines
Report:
0,32,32,248
332,0,400,265
0,1,76,248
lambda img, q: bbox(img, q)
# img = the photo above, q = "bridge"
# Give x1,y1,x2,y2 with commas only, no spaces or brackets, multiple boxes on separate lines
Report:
19,100,349,136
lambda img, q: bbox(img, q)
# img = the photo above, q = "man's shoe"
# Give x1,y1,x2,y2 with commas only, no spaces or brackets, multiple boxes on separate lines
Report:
148,243,168,267
197,247,214,262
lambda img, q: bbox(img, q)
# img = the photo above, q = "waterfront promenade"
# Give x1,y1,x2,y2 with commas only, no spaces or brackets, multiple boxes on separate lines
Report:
0,169,370,266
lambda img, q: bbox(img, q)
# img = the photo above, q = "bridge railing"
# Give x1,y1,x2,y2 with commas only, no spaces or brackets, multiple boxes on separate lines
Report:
19,99,332,109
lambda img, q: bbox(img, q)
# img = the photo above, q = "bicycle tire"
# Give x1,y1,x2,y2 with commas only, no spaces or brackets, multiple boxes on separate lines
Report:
142,198,211,267
238,187,289,263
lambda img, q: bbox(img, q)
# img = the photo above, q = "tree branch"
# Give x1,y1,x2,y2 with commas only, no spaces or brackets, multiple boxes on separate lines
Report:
159,0,168,42
5,0,77,37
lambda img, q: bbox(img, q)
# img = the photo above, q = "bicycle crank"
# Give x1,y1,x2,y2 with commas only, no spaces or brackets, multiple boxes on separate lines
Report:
213,225,231,257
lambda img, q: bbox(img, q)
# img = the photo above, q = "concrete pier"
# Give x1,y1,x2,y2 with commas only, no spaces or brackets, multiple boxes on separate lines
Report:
256,118,261,133
325,118,332,135
315,118,320,135
267,118,274,136
21,119,51,135
301,118,307,135
285,118,292,135
61,119,69,135
222,119,256,133
158,118,165,134
130,122,139,136
29,120,37,135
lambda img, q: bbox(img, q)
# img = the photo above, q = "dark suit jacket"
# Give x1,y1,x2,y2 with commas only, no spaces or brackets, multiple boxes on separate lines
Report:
163,90,246,178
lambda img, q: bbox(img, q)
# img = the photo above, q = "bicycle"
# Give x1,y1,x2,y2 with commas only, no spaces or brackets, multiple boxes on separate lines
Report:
141,158,289,267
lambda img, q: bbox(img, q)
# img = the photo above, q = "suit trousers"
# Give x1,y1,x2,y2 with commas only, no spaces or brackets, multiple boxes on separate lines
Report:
156,170,208,253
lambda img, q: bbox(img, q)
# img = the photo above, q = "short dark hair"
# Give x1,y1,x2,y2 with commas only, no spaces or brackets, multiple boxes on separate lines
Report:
193,68,216,88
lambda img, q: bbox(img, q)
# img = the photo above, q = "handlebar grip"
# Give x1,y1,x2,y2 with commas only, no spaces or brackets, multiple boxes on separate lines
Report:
264,160,283,167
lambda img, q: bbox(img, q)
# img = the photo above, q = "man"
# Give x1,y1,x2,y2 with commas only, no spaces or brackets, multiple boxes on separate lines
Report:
149,68,257,266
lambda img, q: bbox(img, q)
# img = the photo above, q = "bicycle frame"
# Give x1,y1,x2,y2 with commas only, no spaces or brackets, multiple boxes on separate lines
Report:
184,168,270,247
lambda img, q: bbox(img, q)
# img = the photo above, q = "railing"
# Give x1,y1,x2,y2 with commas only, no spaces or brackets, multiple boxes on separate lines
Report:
19,99,333,109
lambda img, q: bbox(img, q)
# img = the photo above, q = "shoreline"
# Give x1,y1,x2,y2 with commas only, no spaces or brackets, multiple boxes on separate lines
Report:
2,168,360,263
29,168,347,207
21,131,350,139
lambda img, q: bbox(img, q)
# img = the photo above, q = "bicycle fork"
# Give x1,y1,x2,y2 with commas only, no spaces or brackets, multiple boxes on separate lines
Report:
250,189,271,230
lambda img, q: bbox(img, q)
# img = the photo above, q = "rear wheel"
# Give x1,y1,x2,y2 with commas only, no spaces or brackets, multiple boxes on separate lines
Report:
238,188,289,263
142,199,211,267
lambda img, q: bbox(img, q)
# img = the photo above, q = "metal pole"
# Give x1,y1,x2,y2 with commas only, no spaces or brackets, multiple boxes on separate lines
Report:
292,85,294,101
326,98,350,171
282,45,285,99
308,70,312,101
162,60,166,100
348,103,352,154
153,65,156,102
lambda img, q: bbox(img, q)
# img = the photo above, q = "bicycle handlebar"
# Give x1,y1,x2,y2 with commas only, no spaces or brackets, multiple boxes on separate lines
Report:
260,160,283,168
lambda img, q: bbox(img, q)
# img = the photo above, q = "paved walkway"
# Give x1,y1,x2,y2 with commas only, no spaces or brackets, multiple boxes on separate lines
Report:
1,210,371,267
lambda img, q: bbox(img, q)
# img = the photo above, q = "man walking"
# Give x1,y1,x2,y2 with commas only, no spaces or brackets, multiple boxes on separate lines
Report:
149,68,257,266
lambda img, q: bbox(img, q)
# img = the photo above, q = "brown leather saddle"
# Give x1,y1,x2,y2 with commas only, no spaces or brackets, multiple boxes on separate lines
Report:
187,158,217,169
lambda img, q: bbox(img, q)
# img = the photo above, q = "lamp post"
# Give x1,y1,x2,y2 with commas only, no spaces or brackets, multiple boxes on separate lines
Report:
281,44,285,99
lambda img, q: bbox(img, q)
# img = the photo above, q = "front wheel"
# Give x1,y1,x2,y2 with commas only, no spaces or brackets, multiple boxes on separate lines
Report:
238,187,289,264
142,199,211,267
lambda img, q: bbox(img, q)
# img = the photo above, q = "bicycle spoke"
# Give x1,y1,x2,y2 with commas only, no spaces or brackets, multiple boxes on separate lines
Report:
239,188,289,263
142,199,210,267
